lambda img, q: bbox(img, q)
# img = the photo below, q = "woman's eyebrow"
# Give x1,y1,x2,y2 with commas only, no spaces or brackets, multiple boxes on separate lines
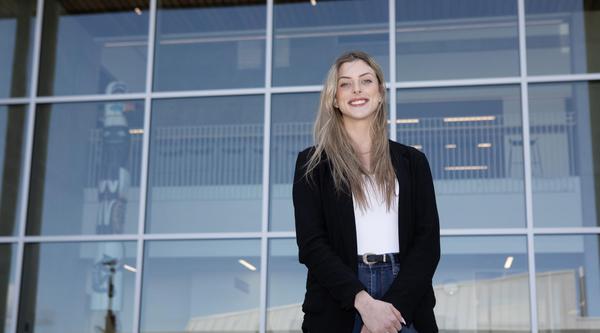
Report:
338,72,375,80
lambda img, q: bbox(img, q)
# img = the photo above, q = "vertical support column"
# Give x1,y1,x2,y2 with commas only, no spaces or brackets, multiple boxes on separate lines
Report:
132,0,157,332
517,0,538,332
259,1,274,332
388,0,397,141
10,0,45,332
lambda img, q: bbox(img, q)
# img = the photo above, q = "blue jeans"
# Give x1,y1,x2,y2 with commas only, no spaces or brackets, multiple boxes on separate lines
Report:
352,255,419,333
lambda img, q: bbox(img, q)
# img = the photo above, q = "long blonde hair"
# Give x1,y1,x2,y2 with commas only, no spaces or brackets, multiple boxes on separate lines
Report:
304,51,396,211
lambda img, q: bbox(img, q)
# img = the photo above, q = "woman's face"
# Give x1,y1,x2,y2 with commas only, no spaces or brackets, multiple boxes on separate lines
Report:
334,59,382,124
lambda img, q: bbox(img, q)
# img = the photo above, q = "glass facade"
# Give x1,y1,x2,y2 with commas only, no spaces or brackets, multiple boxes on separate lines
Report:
140,239,261,333
396,0,520,81
0,0,35,98
154,1,266,91
0,105,26,236
396,85,526,228
27,100,144,235
1,0,600,332
37,0,149,96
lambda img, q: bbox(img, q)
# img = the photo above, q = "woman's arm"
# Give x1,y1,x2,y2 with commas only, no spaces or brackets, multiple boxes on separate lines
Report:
293,148,365,310
380,150,441,324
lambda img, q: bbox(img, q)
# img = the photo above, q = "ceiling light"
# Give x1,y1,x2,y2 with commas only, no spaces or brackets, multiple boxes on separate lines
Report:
444,165,488,171
239,259,257,271
396,118,419,124
443,116,496,123
123,264,137,272
504,256,514,269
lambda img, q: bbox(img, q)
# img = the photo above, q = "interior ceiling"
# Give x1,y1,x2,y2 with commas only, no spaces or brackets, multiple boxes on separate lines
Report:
0,0,599,18
58,0,266,13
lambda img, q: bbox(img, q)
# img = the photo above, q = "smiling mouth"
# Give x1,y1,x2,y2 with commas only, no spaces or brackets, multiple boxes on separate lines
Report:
349,99,368,106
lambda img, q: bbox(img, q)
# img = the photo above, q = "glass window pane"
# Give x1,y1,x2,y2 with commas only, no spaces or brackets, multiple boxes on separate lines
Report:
27,100,144,235
273,0,389,87
269,93,318,231
38,1,149,96
529,82,600,227
435,236,530,331
0,0,35,98
141,239,261,333
0,244,17,333
267,239,305,332
17,241,137,333
396,85,525,228
147,96,264,233
396,0,520,82
526,0,600,76
535,235,600,332
0,105,26,236
153,1,266,91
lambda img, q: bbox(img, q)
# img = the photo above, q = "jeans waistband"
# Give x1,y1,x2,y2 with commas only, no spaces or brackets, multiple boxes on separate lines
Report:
357,252,400,265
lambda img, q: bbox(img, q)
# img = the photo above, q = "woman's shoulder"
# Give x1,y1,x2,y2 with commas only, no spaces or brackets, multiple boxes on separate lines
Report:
297,146,328,163
388,139,426,160
298,145,316,158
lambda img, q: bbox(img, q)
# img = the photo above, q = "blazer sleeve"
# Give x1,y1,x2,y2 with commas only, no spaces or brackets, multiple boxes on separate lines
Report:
292,149,366,311
381,150,441,324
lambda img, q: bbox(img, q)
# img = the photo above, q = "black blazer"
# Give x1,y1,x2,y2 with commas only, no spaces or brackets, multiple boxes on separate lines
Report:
292,140,440,333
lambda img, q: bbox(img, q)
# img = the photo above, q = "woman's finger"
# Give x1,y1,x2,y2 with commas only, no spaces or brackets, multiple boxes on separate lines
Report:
391,306,406,325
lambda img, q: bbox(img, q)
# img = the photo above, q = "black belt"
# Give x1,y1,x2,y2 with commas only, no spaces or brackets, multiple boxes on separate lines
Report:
357,252,400,265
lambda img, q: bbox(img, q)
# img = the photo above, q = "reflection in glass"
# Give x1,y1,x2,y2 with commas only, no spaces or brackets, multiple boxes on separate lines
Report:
269,93,319,231
0,0,35,98
267,239,305,332
273,0,389,86
396,0,519,81
535,235,600,332
27,100,144,235
526,0,600,76
147,96,264,233
529,82,600,227
0,244,16,333
17,241,137,333
154,0,266,91
435,236,530,331
140,239,261,333
397,85,525,228
0,105,26,236
38,0,149,96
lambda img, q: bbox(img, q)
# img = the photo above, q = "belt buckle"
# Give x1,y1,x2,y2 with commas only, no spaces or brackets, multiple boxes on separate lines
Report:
362,252,377,265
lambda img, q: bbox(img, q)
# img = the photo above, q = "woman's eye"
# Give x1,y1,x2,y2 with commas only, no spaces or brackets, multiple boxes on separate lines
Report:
362,79,373,84
340,82,350,87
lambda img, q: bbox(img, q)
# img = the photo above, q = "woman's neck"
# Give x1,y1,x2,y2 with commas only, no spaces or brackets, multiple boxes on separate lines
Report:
343,118,372,170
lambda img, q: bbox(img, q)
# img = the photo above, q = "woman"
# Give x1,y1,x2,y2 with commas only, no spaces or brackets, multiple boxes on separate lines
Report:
292,51,440,333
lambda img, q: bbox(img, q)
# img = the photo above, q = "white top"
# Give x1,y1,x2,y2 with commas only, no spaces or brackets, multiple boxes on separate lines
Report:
352,175,400,255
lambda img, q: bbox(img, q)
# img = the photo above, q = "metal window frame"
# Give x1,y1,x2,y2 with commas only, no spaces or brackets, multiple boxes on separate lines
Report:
3,0,600,332
9,0,45,332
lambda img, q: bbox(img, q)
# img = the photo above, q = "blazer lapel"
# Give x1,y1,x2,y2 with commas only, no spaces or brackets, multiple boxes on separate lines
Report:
389,144,411,255
338,177,358,262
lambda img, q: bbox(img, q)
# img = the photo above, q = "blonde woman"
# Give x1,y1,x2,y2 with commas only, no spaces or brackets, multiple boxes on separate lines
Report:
293,51,440,333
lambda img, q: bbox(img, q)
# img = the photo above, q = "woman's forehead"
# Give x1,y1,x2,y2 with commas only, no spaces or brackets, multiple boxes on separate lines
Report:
338,60,375,77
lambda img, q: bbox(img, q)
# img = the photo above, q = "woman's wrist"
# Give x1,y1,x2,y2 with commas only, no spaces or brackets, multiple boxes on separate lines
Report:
354,290,372,312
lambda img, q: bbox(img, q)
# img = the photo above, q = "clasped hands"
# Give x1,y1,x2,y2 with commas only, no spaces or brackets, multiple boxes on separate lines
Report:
354,290,406,333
